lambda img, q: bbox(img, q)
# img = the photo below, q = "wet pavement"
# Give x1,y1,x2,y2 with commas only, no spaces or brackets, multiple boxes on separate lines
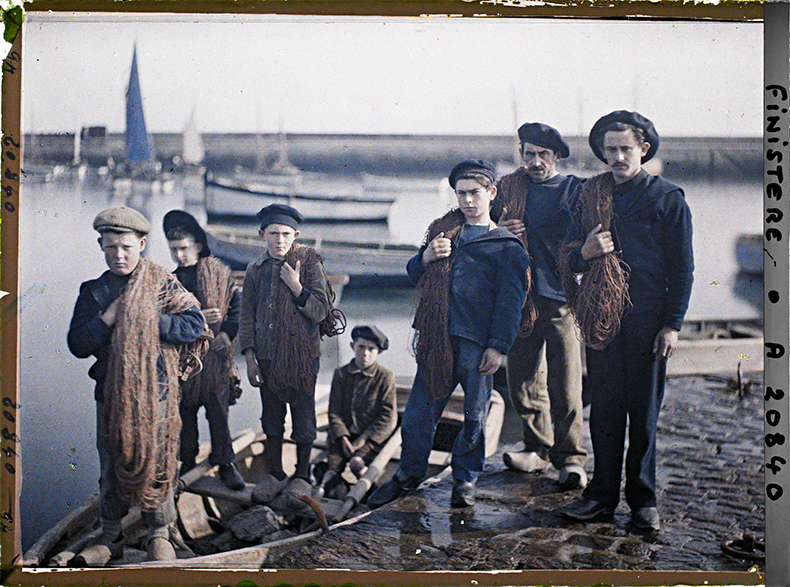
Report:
264,374,765,572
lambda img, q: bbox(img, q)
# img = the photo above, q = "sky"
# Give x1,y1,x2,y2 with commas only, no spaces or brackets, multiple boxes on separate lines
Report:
22,13,763,137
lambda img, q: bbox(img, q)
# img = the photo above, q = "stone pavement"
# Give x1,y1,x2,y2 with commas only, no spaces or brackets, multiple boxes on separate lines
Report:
264,374,764,573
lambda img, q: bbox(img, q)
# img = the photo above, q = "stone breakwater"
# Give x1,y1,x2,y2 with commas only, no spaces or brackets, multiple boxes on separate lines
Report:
264,374,764,572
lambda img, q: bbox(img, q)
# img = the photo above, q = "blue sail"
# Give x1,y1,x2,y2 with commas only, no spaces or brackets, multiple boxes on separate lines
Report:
125,46,153,166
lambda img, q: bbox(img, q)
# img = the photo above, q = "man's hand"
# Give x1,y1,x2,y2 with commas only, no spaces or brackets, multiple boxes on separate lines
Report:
341,436,354,458
245,352,263,387
653,327,679,359
210,331,232,352
499,207,525,237
280,260,303,297
202,307,223,325
101,298,122,327
479,347,503,375
422,232,452,266
581,223,615,261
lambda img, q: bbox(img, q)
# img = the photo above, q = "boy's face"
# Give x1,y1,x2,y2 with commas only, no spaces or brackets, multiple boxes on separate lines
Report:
99,231,147,276
260,223,299,259
168,236,202,268
455,178,496,224
351,338,380,370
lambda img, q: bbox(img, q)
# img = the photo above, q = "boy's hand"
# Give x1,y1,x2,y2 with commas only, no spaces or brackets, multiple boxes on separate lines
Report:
581,223,615,261
245,354,263,387
479,347,503,375
351,434,368,452
280,260,303,297
210,331,232,352
341,436,354,458
652,327,679,359
100,298,122,327
202,307,223,325
499,207,525,237
422,232,452,266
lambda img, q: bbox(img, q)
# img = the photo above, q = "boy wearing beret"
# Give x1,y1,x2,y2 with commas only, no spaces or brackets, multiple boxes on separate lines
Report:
67,207,207,564
368,160,530,509
315,325,398,498
493,122,587,490
559,111,694,532
239,203,331,502
163,210,245,491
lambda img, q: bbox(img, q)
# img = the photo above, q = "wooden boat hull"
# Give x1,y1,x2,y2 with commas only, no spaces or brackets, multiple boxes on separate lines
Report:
204,173,396,223
24,386,505,568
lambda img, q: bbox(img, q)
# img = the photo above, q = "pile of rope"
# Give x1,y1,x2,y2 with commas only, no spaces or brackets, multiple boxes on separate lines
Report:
104,258,209,510
559,172,631,350
411,208,465,398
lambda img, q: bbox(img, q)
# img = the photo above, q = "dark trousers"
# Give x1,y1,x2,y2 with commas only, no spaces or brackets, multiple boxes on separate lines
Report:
582,314,667,509
179,382,235,469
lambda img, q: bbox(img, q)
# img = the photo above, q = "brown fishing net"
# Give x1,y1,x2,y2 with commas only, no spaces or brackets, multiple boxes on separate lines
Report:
559,172,631,350
104,258,210,510
266,244,343,400
181,256,236,407
496,167,540,338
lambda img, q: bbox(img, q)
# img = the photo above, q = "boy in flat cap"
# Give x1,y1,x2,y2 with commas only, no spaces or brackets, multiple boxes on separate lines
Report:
67,206,207,564
163,210,245,491
559,111,694,532
239,203,332,502
315,325,398,498
368,160,530,509
493,122,587,490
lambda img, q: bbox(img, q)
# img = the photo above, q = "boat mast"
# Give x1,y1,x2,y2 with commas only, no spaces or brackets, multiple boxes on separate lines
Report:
125,44,154,172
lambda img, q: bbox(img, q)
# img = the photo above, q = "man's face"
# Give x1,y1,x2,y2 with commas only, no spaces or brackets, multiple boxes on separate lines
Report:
521,142,559,183
602,130,650,184
351,338,380,370
261,223,298,259
168,236,202,268
455,178,496,224
99,231,147,276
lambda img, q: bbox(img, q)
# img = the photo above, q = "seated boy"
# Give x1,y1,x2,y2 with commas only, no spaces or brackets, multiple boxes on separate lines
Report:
239,204,331,502
67,207,206,565
163,209,245,490
315,325,398,498
368,160,530,509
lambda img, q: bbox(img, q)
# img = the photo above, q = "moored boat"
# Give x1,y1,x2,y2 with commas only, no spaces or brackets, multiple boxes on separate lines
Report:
23,385,505,568
204,171,397,223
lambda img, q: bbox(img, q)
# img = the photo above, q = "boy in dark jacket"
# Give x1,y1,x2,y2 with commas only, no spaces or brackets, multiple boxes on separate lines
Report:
559,111,694,533
315,325,398,497
67,207,206,565
368,160,530,509
163,209,245,491
239,204,331,503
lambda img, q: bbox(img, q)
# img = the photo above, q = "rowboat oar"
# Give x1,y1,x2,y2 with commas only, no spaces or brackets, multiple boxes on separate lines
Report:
330,427,403,523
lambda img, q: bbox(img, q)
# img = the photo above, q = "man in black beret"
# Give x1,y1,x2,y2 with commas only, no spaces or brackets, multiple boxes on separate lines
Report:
315,324,397,498
163,210,245,491
493,122,587,491
559,111,694,532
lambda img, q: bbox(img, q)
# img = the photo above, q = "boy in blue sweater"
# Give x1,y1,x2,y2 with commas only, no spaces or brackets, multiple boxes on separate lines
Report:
368,160,530,509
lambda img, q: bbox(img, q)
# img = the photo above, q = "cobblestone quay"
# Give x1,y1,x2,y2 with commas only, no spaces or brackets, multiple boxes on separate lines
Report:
265,374,765,574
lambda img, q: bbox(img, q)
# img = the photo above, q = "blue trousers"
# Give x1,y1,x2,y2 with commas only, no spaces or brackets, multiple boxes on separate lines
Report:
582,314,667,509
399,337,492,484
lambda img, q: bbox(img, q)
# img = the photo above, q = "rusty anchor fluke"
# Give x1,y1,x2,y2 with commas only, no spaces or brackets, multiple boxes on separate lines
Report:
720,533,765,562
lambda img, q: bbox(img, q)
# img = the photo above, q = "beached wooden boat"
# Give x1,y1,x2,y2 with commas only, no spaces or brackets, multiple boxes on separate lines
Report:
23,385,505,568
204,171,397,223
205,225,418,287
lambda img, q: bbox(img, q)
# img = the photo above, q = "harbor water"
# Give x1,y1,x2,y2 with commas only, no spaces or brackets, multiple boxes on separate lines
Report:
16,171,761,551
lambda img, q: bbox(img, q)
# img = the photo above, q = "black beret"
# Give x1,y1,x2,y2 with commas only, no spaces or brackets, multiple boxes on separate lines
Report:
448,159,496,189
589,110,660,164
517,122,570,159
163,209,210,257
351,325,389,351
256,203,305,230
93,207,150,235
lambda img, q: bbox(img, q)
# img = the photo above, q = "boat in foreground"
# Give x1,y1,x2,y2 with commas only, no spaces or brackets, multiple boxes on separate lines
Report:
23,385,505,568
